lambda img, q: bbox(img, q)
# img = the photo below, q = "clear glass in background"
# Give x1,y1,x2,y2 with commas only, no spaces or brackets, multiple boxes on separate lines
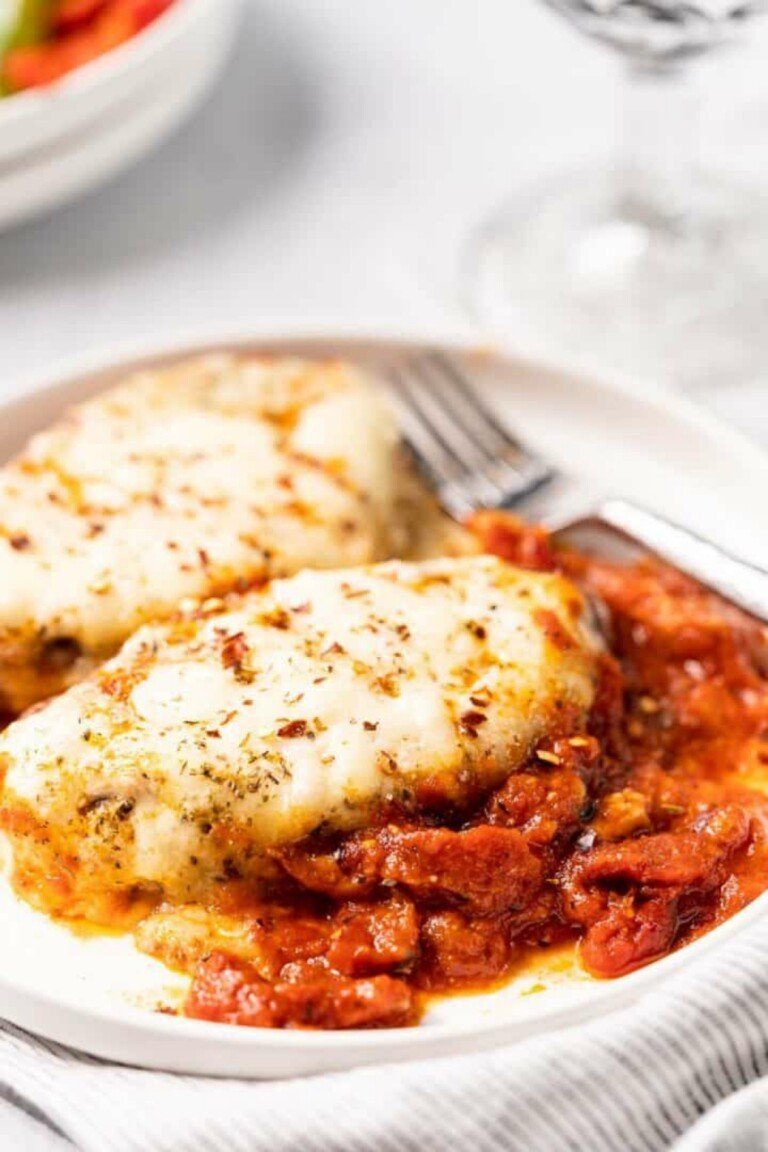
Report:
466,0,768,391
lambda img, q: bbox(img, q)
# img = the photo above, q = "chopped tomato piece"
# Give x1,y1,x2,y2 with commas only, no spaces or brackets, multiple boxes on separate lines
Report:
53,0,107,29
418,910,510,988
186,952,416,1029
561,807,752,976
327,895,419,976
377,825,543,915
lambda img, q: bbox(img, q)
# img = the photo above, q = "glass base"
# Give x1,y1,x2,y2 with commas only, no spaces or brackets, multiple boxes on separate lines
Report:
465,167,768,391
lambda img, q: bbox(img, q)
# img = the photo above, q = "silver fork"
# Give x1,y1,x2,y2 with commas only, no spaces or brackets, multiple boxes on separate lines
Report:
387,352,768,623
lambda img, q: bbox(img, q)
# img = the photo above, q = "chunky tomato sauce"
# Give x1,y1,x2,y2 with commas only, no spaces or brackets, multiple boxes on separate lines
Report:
182,514,768,1030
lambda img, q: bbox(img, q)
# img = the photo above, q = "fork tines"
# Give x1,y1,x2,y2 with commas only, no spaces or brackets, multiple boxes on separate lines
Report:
387,352,554,520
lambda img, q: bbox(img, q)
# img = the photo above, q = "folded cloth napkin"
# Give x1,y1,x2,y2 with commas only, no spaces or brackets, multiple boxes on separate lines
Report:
3,914,768,1152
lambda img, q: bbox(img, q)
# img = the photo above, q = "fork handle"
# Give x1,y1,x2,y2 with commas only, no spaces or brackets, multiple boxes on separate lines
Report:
594,499,768,624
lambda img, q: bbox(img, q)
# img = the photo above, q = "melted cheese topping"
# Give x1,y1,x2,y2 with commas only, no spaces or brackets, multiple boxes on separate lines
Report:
0,556,602,920
0,355,451,713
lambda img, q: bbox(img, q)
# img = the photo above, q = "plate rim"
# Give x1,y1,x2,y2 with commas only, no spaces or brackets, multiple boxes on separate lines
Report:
2,324,767,1073
7,320,768,472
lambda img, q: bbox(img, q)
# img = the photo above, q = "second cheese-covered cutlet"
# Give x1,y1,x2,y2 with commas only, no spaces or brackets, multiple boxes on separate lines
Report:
0,354,451,714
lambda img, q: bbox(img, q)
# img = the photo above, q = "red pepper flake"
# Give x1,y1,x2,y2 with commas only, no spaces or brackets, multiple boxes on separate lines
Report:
363,720,379,732
465,621,487,640
277,719,309,739
9,534,31,551
340,583,368,600
222,632,248,671
263,608,290,630
375,674,399,697
198,548,211,569
459,710,487,736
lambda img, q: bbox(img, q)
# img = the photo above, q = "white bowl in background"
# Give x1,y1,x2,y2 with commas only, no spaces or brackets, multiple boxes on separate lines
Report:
0,0,234,163
0,2,237,230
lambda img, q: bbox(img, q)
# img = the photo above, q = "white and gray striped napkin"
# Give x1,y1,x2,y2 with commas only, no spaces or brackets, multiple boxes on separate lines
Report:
3,914,768,1152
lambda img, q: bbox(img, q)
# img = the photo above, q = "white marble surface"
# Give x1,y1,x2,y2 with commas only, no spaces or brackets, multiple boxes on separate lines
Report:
0,0,767,444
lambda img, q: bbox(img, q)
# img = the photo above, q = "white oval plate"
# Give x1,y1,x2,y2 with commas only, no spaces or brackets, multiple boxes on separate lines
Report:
0,0,238,230
1,329,767,1078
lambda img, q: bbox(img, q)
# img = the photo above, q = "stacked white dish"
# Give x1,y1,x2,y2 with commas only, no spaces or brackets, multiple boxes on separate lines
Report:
0,0,238,230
